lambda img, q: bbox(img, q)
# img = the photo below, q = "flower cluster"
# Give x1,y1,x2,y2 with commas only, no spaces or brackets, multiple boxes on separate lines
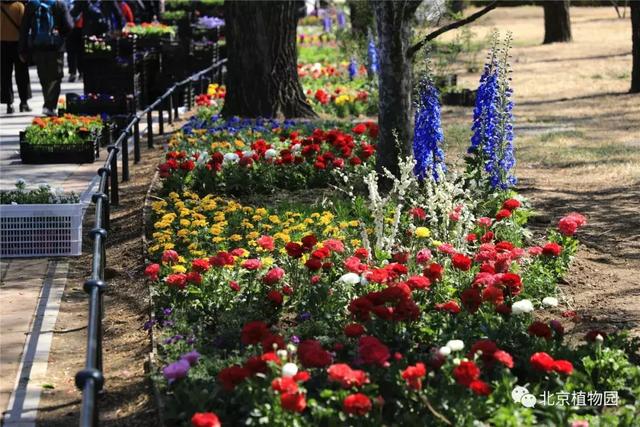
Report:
24,114,102,146
413,80,446,181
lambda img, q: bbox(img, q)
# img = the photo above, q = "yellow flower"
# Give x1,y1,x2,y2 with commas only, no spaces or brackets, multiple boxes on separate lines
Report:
262,256,274,267
172,265,187,273
229,234,243,242
212,237,225,243
149,244,160,253
431,240,442,247
349,220,360,227
415,227,431,238
247,231,260,240
350,239,361,247
273,232,291,243
269,215,281,224
163,243,175,250
180,219,191,227
177,229,190,237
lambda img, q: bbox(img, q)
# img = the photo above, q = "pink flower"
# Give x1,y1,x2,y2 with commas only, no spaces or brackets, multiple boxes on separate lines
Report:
437,243,456,255
477,217,492,228
263,267,285,285
323,239,345,253
162,250,179,263
257,235,275,251
242,258,262,270
144,263,160,280
416,248,432,264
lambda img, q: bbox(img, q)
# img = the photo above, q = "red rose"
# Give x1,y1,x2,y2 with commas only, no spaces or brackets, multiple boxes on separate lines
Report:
144,263,160,281
344,323,365,337
558,212,587,236
301,234,318,249
502,198,521,211
280,392,307,413
481,231,495,243
229,281,240,292
241,321,269,345
434,300,461,314
495,209,512,221
401,362,426,390
242,258,262,270
469,379,492,396
298,340,332,368
305,257,323,271
452,253,472,271
552,360,573,375
354,247,369,260
191,412,221,427
424,263,444,282
470,339,498,361
358,336,390,366
343,393,372,416
406,275,431,290
528,321,553,340
453,361,480,386
294,371,310,382
327,363,369,388
530,352,555,373
217,365,250,391
410,207,427,220
263,267,285,285
461,288,482,313
186,271,202,285
162,250,179,263
542,242,562,257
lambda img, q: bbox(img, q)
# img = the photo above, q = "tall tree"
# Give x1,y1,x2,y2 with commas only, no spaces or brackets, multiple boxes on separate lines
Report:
542,0,572,44
347,0,374,39
221,1,316,118
631,0,640,93
371,0,423,182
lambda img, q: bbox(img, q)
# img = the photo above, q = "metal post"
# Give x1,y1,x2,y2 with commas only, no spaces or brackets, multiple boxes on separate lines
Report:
167,96,173,125
158,106,164,135
133,120,140,163
147,110,154,148
102,172,110,230
121,130,129,182
173,91,179,120
187,79,193,110
108,146,119,205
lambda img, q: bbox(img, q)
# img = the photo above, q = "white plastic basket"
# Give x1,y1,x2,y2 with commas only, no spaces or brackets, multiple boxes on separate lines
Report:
0,203,83,258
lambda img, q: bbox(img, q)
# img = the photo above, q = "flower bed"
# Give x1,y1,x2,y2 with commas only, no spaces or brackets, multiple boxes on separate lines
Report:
20,115,103,164
144,39,640,427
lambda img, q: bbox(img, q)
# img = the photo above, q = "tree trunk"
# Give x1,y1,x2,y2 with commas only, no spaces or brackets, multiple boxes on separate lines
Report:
631,0,640,93
542,0,572,44
348,0,373,39
221,1,317,118
372,1,422,184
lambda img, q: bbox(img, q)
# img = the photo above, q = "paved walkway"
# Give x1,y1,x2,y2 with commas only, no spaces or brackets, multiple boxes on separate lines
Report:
0,64,173,425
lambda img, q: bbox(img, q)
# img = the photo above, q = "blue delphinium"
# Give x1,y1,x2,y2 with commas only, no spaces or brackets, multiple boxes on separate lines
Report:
367,34,379,76
413,80,446,181
468,35,516,190
348,57,358,80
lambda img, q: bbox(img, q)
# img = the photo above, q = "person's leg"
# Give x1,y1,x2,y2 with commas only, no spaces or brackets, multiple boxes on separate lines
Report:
13,44,32,107
33,51,63,112
0,41,16,110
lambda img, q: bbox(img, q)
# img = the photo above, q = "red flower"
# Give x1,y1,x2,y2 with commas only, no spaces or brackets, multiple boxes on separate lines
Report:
267,290,283,305
406,275,431,290
558,212,587,236
301,234,318,249
470,339,498,361
354,247,369,260
502,198,521,211
469,379,492,396
401,362,426,390
424,263,444,282
257,235,275,251
162,249,179,263
241,321,269,345
262,333,286,352
552,360,573,375
344,323,366,337
217,365,250,391
144,263,160,281
358,336,390,366
343,393,372,416
280,392,307,413
305,257,323,271
495,209,512,221
271,376,298,394
461,288,482,313
352,123,367,134
528,321,553,340
493,350,514,368
191,412,221,427
285,242,304,258
191,258,210,273
263,267,285,285
529,352,555,373
242,258,262,270
542,242,562,257
410,207,427,220
298,340,332,368
453,361,480,386
166,273,187,288
452,253,472,271
434,300,461,314
229,281,240,292
186,271,202,285
327,364,369,388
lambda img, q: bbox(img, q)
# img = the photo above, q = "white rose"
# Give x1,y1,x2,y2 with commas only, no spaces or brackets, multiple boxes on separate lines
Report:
242,150,254,158
282,363,298,378
512,299,534,315
223,153,239,163
542,297,558,307
264,148,277,160
338,273,361,285
446,340,464,352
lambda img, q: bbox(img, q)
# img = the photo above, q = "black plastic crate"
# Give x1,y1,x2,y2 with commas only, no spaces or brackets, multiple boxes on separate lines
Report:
66,93,136,116
19,130,99,164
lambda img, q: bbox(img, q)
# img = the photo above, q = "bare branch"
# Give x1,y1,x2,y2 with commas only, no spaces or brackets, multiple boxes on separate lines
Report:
407,1,498,59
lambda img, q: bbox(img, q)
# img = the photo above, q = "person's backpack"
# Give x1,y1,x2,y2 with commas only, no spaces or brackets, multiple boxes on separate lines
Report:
29,0,63,49
83,0,109,36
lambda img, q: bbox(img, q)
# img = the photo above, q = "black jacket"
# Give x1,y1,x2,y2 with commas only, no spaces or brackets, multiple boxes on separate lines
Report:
19,0,72,54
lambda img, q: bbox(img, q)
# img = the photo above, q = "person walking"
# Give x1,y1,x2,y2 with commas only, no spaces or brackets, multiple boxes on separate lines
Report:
67,0,83,82
19,0,73,116
1,0,32,113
